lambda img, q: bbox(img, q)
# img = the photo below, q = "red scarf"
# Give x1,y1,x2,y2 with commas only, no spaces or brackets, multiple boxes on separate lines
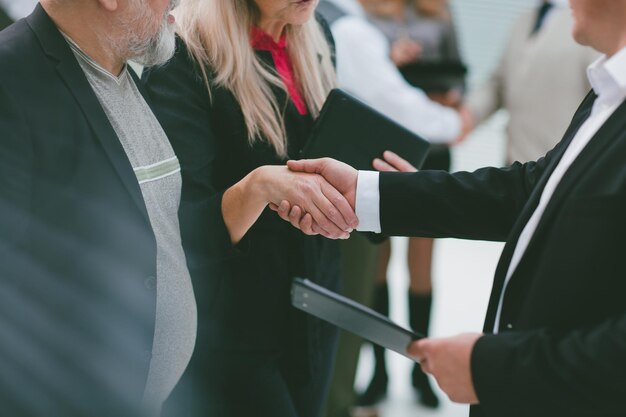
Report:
251,26,308,116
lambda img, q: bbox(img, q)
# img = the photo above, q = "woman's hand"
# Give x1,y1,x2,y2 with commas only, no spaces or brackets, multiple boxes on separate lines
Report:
373,150,418,173
223,165,358,244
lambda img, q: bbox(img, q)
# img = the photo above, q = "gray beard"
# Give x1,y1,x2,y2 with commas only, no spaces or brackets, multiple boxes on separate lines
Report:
130,16,176,67
110,0,178,67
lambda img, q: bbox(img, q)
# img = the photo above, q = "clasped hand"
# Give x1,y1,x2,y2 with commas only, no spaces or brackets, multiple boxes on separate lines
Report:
269,151,416,237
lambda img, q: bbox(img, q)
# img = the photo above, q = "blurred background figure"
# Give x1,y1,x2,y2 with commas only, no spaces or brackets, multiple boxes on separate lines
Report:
358,0,465,412
316,1,469,417
466,0,598,164
0,0,38,29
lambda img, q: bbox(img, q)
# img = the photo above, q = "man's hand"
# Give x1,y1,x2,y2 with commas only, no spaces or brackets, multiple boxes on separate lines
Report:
407,333,482,404
256,165,357,239
287,158,358,208
269,158,359,238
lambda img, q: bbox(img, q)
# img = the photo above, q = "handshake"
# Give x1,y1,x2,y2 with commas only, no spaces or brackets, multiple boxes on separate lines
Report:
265,151,418,239
264,152,482,405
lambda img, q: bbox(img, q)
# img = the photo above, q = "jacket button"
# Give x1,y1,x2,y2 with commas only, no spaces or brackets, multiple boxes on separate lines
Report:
144,276,156,291
506,323,514,330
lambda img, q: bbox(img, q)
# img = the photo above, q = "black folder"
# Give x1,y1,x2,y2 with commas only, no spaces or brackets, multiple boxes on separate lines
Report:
399,60,467,93
291,278,423,359
302,89,430,171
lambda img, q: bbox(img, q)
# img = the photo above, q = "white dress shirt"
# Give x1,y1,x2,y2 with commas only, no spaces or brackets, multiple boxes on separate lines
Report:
0,0,38,20
326,0,461,144
355,45,626,331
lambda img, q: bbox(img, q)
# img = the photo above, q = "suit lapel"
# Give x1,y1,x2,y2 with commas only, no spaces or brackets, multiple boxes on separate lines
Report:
26,5,151,225
503,97,626,282
528,99,626,237
482,92,597,331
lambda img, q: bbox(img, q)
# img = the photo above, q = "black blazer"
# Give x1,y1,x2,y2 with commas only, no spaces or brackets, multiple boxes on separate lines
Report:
143,37,340,385
0,6,159,416
380,91,626,417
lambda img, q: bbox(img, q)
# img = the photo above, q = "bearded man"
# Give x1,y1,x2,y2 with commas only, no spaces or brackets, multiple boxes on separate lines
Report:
0,1,196,416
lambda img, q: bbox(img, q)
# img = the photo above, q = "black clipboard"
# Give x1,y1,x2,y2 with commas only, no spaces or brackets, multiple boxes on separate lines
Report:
302,89,430,171
291,278,423,359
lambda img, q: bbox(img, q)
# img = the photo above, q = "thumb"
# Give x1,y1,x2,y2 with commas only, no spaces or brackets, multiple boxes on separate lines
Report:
407,338,429,360
287,158,326,174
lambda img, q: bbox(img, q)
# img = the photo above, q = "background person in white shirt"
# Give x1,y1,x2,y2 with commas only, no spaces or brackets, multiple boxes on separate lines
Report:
278,0,626,415
318,0,472,144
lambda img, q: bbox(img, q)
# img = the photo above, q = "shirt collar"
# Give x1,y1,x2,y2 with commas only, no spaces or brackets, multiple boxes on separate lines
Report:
588,45,626,101
250,26,287,51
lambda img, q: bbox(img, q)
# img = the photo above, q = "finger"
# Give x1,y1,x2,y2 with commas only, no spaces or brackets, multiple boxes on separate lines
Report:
407,338,429,358
372,158,398,172
276,200,291,222
288,205,303,229
407,340,422,358
269,203,279,212
383,150,418,173
287,158,327,174
420,358,434,375
320,180,358,230
308,201,349,239
309,186,353,236
300,213,318,235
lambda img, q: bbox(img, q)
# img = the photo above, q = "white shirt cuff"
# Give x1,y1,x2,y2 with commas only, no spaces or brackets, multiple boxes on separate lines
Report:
355,171,381,233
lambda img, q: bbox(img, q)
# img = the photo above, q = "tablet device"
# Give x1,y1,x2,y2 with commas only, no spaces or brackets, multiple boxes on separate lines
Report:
302,89,430,171
291,278,423,359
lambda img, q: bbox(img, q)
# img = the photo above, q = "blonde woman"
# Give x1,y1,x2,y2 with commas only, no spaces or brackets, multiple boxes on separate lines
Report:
143,0,347,416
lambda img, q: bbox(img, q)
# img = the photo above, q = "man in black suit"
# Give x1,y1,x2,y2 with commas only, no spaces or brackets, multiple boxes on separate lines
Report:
282,0,626,415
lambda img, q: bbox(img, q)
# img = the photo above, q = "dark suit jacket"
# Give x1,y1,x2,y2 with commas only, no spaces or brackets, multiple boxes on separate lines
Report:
380,91,626,417
0,6,159,416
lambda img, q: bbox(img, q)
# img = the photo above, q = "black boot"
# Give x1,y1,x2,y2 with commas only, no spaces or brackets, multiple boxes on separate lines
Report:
409,293,440,408
355,283,389,407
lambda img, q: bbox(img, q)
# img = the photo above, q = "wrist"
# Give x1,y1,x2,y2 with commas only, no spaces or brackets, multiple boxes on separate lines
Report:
246,166,274,206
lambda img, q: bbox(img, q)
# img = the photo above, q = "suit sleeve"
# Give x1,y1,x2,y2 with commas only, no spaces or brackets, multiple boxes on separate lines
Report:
472,313,626,415
378,139,565,241
0,83,32,247
142,40,247,264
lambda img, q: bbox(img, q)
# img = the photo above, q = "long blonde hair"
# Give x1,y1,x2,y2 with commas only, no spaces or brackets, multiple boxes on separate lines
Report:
175,0,336,157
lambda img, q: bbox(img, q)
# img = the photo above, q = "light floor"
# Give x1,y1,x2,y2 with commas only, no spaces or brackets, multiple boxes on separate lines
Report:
353,237,504,417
